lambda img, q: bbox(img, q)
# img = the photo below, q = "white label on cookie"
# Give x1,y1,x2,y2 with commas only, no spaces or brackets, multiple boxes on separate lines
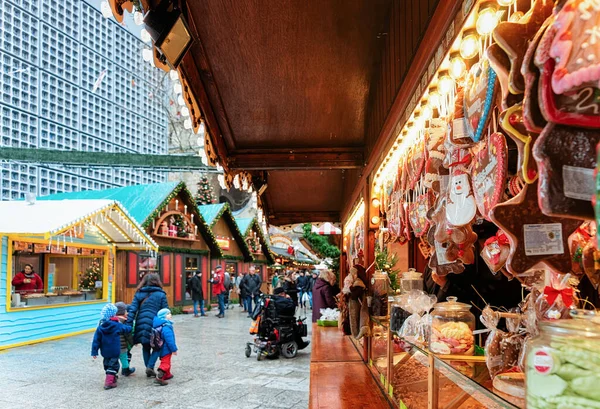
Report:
452,118,468,140
523,223,564,256
562,165,594,201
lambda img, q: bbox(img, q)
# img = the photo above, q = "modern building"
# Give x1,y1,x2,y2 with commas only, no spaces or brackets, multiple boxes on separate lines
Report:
0,0,168,200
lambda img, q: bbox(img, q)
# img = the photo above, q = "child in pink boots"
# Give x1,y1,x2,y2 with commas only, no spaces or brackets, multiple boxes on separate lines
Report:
91,303,133,389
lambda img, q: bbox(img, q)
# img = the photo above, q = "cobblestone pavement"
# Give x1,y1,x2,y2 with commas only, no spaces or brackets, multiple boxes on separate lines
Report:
0,305,311,409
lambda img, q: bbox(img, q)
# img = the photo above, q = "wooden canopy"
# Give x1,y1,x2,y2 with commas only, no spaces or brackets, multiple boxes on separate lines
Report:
129,0,461,225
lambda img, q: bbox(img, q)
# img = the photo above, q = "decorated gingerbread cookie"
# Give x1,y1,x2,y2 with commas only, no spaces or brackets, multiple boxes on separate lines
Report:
407,142,426,190
499,104,538,184
427,225,466,276
450,86,474,146
487,43,523,110
424,118,449,193
493,0,555,94
533,123,599,220
408,191,432,238
471,132,509,220
446,149,477,226
489,179,582,275
463,59,499,143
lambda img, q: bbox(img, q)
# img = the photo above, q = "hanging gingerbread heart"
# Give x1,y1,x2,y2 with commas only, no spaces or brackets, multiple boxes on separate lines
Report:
407,140,426,190
463,59,499,143
471,132,509,221
408,190,432,238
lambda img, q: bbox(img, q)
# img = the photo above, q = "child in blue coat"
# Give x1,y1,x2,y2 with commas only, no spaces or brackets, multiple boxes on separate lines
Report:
153,308,178,386
91,303,133,390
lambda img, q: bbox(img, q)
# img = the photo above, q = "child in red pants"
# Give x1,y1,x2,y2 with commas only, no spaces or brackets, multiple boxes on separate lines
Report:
152,308,178,386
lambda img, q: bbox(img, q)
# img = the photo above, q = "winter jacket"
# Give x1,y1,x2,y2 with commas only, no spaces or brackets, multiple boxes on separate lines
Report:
152,316,178,357
116,316,134,352
312,278,338,323
189,275,203,301
241,274,261,297
11,271,43,293
282,278,298,306
306,276,316,293
296,275,308,291
211,270,226,295
91,318,132,358
126,286,168,345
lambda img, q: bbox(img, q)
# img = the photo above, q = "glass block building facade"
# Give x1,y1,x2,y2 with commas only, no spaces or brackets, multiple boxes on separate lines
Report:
0,0,168,200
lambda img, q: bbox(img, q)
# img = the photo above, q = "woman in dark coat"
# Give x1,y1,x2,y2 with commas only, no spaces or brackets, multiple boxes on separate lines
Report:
312,270,339,323
126,273,168,377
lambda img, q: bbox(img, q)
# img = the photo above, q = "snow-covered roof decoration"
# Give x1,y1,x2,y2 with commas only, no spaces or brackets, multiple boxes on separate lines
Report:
0,199,159,251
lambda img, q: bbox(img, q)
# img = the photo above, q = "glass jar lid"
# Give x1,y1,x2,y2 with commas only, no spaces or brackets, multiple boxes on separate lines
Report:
433,296,472,312
402,268,423,280
540,316,600,338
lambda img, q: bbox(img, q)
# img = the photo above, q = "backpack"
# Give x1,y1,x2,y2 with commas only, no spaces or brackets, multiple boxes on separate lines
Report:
149,325,165,349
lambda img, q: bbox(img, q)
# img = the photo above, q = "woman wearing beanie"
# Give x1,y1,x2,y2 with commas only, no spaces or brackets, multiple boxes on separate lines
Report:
152,308,178,386
126,273,168,378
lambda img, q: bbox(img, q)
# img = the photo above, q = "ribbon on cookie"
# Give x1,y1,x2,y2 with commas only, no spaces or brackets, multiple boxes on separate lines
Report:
484,231,510,265
543,286,574,308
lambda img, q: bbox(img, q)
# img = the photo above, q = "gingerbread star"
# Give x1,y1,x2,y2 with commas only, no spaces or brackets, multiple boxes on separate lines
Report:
532,122,599,220
493,0,555,94
499,104,538,184
489,179,582,275
487,43,523,110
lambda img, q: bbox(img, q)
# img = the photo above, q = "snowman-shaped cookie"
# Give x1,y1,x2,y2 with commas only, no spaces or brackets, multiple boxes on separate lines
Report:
446,171,477,227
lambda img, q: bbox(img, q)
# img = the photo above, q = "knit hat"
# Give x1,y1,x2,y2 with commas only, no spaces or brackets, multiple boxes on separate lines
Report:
100,303,118,321
215,265,223,271
157,308,171,320
115,302,128,316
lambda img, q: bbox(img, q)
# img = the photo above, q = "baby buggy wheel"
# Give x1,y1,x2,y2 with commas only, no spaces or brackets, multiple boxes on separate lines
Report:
281,341,298,359
245,344,252,358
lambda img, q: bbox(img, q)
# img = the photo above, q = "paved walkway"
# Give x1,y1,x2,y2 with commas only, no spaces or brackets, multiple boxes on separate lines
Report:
0,305,311,409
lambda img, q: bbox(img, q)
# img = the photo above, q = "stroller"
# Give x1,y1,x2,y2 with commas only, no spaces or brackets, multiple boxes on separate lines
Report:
245,293,308,361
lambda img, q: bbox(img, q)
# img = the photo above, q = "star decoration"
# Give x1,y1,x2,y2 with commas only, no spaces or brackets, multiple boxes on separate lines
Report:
499,104,539,184
487,43,523,110
490,179,582,275
493,0,555,94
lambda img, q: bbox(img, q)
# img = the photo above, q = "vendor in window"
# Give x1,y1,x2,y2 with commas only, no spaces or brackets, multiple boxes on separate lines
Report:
12,264,44,293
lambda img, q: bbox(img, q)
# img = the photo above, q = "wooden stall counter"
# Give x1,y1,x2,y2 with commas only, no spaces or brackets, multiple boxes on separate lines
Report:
310,324,391,409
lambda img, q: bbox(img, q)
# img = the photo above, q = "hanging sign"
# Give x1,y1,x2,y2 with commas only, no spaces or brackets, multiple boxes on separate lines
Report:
216,238,230,250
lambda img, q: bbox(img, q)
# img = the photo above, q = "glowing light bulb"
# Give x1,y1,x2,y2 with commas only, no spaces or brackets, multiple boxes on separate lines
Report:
181,106,190,117
173,83,182,95
421,104,432,120
428,88,441,108
497,0,515,6
140,29,152,43
133,11,144,26
184,119,192,129
459,30,479,60
142,48,153,62
439,73,455,95
169,70,179,81
197,122,206,136
476,5,500,36
449,53,466,80
371,216,380,225
100,1,112,18
372,198,381,208
177,95,185,106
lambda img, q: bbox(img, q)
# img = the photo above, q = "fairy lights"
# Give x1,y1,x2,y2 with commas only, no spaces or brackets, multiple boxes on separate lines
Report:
459,29,479,60
476,2,500,35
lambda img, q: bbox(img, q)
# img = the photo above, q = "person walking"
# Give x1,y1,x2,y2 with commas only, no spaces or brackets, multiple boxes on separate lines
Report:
271,272,280,292
234,272,244,309
282,271,299,308
152,308,178,386
312,270,339,323
210,265,226,318
126,273,168,377
243,266,262,317
189,270,205,317
91,303,132,390
296,270,308,308
307,271,317,309
114,302,135,376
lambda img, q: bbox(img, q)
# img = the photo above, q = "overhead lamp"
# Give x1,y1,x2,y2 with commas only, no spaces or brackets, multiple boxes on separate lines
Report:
459,29,479,60
144,1,194,69
428,87,441,108
372,198,381,208
421,101,432,120
371,216,380,225
449,52,466,80
497,0,515,6
438,71,455,95
476,2,500,36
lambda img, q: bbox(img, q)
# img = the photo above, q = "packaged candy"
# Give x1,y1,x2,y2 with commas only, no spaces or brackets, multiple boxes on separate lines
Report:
481,230,511,273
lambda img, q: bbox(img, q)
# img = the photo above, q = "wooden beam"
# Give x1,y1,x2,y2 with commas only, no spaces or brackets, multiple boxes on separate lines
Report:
268,211,340,226
228,147,364,170
342,0,463,221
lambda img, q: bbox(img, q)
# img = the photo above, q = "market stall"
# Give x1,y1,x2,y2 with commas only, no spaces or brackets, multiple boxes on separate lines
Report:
198,203,253,301
331,0,600,408
234,217,275,292
0,199,158,350
39,182,222,307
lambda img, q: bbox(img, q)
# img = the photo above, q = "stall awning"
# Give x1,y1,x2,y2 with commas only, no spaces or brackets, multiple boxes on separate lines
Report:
311,222,342,235
0,199,158,251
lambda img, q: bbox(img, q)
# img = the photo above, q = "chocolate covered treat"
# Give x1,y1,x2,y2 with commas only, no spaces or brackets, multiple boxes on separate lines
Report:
533,123,599,220
489,179,582,275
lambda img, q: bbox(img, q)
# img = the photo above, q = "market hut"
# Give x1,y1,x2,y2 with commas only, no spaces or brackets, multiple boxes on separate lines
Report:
234,217,275,291
198,203,253,297
0,199,158,350
38,182,221,307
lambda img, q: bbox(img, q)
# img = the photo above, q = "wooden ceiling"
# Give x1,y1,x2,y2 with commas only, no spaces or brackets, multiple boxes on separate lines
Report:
174,0,444,225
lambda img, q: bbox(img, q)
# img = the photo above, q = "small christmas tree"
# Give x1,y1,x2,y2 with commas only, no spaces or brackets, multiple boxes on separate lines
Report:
79,259,102,290
172,214,189,238
196,175,216,205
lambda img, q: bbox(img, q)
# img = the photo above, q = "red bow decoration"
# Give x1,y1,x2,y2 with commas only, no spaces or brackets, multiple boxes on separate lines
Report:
484,231,510,265
544,286,574,308
287,246,295,255
448,153,472,168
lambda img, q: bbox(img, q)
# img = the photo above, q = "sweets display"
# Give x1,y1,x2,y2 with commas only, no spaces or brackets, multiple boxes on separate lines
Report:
429,297,476,356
